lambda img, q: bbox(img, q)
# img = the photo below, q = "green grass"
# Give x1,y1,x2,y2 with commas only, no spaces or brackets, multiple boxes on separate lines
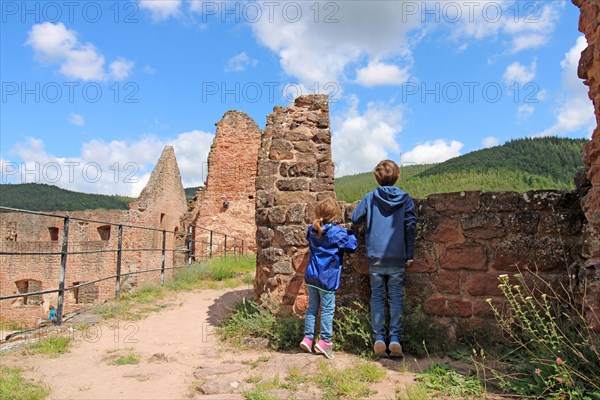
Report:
91,254,256,320
413,363,485,399
242,361,386,400
0,367,50,400
218,298,303,350
22,336,70,356
313,360,387,399
0,320,29,331
111,353,141,366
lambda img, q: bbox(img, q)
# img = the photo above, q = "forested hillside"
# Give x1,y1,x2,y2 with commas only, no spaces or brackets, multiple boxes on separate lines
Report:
335,137,586,202
0,183,134,211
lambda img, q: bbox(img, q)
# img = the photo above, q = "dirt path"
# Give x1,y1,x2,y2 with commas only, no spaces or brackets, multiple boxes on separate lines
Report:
2,286,418,400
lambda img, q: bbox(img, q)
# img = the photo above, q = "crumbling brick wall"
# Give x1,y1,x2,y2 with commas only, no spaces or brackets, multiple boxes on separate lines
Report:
185,111,262,256
574,0,600,330
1,146,187,326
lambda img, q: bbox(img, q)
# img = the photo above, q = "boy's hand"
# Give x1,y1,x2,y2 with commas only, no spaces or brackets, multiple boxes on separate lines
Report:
406,260,413,267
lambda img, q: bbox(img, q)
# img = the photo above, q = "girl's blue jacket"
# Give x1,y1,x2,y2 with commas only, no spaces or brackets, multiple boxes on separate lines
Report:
305,223,358,291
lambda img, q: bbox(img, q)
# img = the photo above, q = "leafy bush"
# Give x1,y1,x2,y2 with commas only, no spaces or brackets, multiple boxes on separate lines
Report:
333,301,372,356
486,273,600,399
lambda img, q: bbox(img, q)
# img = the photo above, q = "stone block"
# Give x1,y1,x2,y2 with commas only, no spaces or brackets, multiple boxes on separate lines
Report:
275,226,308,247
276,179,310,192
256,227,274,248
434,271,462,295
462,214,506,240
430,218,461,243
428,191,481,212
269,139,294,160
268,206,288,225
440,243,487,270
465,273,504,297
481,192,520,212
286,204,306,224
275,192,315,206
424,297,473,317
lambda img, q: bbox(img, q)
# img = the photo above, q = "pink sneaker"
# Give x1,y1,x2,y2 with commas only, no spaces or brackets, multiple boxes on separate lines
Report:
314,339,334,359
300,337,313,353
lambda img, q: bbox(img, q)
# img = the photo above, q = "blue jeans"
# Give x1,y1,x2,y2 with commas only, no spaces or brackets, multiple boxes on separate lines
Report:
369,265,406,339
304,285,336,342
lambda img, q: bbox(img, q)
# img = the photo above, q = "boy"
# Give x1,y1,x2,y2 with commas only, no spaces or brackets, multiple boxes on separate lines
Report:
351,160,416,357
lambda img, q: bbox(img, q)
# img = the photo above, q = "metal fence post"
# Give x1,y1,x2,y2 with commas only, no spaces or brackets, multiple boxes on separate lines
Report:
224,234,227,259
160,230,166,285
115,224,123,298
187,225,193,265
242,240,244,257
209,230,213,259
56,216,70,325
233,238,237,261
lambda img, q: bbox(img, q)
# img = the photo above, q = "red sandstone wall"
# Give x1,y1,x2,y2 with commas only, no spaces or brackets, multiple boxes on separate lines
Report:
127,146,187,287
338,191,586,330
0,210,125,325
0,146,188,326
186,111,261,256
254,95,334,313
574,0,600,330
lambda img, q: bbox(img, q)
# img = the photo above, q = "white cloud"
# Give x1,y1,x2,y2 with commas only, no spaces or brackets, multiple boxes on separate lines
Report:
109,58,135,80
517,104,535,120
503,59,536,85
537,36,595,137
355,60,410,87
452,1,562,53
142,65,157,75
481,136,499,148
225,52,258,72
139,0,182,20
26,22,133,81
250,1,421,86
69,113,85,127
5,130,215,196
332,96,403,176
401,140,464,164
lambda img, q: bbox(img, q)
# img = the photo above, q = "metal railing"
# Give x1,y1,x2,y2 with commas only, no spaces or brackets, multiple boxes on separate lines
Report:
0,206,245,325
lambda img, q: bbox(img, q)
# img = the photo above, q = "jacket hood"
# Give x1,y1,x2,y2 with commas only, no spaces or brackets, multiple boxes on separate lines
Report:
309,223,333,237
373,186,409,212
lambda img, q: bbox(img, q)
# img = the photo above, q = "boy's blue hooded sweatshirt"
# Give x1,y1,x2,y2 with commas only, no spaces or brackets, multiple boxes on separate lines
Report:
351,186,416,267
305,223,358,292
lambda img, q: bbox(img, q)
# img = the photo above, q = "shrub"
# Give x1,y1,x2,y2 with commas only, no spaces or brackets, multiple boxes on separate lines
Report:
487,273,600,398
333,301,372,356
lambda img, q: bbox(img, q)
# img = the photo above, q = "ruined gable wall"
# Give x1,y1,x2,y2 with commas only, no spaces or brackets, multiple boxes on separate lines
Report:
574,0,600,329
127,146,187,286
185,111,262,256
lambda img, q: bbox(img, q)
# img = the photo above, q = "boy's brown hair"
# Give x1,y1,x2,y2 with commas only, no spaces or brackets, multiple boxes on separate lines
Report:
373,160,400,186
313,197,340,238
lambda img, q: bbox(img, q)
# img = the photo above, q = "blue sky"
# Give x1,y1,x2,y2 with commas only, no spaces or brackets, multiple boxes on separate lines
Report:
0,0,595,196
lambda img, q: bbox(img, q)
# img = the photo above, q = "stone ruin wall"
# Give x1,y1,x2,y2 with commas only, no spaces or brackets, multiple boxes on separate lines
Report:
254,95,596,334
574,0,600,328
0,147,187,326
254,95,334,312
184,111,262,257
127,146,187,287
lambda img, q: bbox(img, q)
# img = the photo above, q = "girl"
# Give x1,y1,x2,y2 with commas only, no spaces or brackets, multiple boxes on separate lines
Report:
300,197,357,359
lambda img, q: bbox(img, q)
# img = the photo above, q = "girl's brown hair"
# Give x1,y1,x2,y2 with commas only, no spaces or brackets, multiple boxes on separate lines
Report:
312,197,339,238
